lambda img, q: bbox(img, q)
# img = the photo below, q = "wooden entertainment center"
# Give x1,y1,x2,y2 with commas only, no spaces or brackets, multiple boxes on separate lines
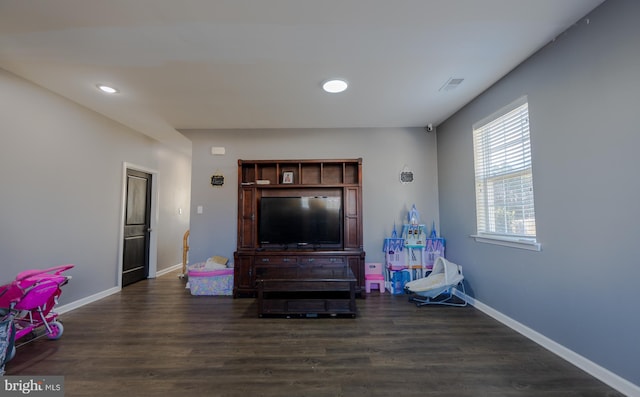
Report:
233,158,365,299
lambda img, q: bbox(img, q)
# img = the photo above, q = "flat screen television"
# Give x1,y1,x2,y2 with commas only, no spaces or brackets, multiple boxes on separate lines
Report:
258,196,342,247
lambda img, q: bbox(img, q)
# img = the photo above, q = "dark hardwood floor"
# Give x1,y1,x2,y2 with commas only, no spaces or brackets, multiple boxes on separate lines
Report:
6,271,622,397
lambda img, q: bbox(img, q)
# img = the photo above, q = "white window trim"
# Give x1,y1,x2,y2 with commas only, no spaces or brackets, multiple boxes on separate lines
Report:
472,95,541,251
471,233,541,251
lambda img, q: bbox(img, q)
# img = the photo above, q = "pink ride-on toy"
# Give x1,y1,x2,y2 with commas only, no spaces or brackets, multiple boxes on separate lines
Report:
0,264,74,361
365,262,385,293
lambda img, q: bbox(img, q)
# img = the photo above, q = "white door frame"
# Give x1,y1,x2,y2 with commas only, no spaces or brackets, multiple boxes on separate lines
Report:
117,162,159,288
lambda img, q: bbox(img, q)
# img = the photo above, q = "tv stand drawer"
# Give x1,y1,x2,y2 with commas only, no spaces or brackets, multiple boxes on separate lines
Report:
255,255,297,265
254,255,346,266
233,251,365,297
298,256,345,266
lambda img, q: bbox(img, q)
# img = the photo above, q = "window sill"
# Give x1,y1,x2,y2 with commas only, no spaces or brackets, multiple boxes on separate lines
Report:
471,234,541,251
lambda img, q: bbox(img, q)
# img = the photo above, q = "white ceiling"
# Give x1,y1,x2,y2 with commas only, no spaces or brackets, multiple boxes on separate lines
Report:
0,0,605,154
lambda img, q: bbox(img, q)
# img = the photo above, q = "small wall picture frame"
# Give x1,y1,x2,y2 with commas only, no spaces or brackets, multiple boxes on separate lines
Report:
400,165,414,184
282,171,294,184
400,171,413,183
211,174,224,187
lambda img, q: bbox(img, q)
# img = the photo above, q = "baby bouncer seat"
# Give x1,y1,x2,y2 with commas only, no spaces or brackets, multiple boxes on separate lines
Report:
404,257,467,307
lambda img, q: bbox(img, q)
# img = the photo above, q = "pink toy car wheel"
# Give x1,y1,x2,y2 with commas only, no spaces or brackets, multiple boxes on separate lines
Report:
46,321,64,340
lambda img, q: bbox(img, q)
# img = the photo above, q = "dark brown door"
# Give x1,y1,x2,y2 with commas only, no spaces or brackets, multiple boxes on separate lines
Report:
122,169,152,286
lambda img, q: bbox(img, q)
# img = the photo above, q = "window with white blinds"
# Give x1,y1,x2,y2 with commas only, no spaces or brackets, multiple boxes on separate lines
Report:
472,96,539,250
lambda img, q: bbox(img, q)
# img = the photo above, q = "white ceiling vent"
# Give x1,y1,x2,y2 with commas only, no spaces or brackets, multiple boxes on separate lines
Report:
439,77,464,92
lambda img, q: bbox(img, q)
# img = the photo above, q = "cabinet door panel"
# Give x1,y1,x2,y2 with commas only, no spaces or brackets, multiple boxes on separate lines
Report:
233,255,253,291
348,255,364,290
344,187,361,249
238,188,255,248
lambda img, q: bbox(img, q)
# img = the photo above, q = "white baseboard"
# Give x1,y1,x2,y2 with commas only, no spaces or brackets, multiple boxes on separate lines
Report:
56,265,182,315
56,286,120,315
454,289,639,397
155,263,183,277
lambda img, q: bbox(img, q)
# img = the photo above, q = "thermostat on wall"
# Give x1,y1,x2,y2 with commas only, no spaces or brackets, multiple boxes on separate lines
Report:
211,146,226,155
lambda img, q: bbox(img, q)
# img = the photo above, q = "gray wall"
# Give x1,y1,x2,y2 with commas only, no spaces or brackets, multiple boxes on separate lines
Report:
436,0,639,387
156,146,192,272
0,69,191,305
182,128,439,266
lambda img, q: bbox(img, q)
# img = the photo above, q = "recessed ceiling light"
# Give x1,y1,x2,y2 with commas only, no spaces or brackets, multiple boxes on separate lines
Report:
322,79,348,93
97,84,119,94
